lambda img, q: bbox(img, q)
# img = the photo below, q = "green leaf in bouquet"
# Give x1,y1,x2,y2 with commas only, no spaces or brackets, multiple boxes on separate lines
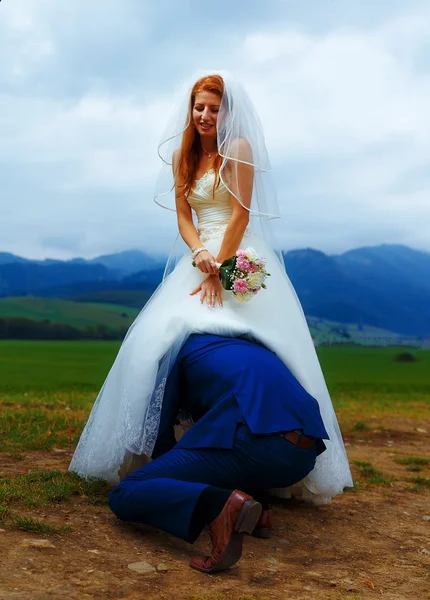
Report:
219,266,234,290
219,255,237,291
220,256,236,269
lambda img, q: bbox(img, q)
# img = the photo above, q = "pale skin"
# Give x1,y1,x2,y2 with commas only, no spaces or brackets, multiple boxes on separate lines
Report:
173,90,254,308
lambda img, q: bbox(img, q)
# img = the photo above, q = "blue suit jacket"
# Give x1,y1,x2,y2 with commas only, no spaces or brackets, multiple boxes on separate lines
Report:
152,334,329,458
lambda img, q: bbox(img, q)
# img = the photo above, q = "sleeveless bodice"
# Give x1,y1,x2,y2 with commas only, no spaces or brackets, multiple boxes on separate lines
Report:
186,169,252,242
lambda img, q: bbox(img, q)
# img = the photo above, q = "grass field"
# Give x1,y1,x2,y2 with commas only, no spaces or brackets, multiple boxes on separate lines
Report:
1,339,429,394
0,341,428,452
0,297,139,330
0,340,121,392
0,341,429,600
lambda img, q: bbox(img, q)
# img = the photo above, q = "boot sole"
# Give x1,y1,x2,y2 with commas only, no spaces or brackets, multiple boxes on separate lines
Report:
234,499,263,535
252,526,273,539
191,499,262,574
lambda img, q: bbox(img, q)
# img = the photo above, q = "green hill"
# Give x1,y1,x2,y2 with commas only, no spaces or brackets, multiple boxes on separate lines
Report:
306,316,427,348
0,297,139,330
0,296,426,347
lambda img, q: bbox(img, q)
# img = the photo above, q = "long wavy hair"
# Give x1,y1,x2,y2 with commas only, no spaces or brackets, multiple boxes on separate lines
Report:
176,74,224,198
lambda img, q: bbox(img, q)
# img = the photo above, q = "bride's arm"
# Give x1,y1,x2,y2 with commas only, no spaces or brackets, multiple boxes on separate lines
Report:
173,151,219,275
215,138,254,264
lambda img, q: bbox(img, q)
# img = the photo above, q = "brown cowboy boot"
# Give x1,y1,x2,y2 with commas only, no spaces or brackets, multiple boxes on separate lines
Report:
252,506,273,538
190,490,262,573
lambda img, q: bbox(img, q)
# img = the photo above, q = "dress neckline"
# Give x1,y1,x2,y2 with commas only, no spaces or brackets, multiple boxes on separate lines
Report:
195,168,214,182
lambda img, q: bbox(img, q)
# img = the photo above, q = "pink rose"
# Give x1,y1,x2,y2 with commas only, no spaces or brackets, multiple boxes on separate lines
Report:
249,264,259,272
233,279,248,293
236,249,246,258
236,257,251,271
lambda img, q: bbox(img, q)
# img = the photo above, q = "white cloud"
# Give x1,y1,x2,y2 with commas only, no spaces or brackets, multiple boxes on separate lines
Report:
233,13,430,255
241,22,430,156
0,1,55,85
1,92,169,188
0,1,429,259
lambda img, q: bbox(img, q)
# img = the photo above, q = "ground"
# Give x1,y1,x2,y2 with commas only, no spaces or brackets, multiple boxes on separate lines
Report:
0,415,429,600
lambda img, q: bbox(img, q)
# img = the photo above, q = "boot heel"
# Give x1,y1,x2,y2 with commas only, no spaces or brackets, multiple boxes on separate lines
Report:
234,500,262,535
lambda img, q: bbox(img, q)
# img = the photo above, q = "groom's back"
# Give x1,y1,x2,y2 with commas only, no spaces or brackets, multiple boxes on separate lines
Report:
178,334,266,417
177,334,329,446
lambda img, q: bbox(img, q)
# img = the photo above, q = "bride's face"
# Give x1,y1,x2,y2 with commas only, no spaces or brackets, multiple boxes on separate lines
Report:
192,91,220,141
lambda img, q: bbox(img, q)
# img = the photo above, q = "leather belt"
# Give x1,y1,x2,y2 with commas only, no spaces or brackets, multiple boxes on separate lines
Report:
238,421,316,450
279,430,316,450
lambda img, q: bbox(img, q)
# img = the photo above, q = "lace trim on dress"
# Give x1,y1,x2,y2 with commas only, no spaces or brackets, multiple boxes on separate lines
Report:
142,377,167,456
198,223,253,243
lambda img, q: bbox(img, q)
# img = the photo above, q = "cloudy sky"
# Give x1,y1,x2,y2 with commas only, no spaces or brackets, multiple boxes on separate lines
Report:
1,0,429,260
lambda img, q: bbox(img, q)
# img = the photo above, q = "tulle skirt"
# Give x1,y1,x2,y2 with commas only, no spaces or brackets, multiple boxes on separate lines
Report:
69,231,353,504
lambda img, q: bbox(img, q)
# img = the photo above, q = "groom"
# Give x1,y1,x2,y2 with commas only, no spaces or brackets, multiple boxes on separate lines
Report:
108,333,329,573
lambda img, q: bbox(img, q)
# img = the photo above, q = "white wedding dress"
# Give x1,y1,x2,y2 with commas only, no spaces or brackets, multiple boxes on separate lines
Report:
69,169,353,504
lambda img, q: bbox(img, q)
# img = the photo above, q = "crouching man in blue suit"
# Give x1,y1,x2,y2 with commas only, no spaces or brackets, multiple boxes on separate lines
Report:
108,334,329,573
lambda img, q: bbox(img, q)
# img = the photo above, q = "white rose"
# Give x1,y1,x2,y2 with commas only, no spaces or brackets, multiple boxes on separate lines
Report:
257,271,267,285
246,272,260,288
244,247,258,261
247,272,266,288
234,292,253,303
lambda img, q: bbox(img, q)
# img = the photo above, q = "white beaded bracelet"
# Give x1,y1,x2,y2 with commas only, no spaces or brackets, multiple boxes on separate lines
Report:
191,246,207,259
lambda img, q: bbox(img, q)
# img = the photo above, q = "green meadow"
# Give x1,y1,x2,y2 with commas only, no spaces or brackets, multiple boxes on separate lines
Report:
0,297,139,330
1,340,429,600
0,340,121,392
1,341,429,393
0,341,429,453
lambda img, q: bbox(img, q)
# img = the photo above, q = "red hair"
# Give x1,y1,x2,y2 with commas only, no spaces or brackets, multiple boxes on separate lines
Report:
176,75,224,197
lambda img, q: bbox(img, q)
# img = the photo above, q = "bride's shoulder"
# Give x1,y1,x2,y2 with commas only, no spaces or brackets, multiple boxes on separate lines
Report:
227,137,253,163
228,137,251,153
172,149,180,171
172,150,185,188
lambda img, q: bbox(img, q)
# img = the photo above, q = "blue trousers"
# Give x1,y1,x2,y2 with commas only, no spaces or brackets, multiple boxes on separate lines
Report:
108,425,317,543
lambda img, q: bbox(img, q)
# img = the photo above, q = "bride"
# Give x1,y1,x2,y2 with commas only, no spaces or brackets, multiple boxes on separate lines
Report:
69,70,353,504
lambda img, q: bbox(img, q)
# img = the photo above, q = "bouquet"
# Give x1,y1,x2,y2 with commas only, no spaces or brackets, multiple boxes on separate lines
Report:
194,247,270,302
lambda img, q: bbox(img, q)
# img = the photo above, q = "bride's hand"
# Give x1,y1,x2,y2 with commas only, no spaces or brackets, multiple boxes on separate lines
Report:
190,274,223,308
194,250,219,275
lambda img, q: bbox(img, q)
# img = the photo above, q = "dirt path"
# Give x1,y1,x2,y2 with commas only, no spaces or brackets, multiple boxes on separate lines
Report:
0,421,429,600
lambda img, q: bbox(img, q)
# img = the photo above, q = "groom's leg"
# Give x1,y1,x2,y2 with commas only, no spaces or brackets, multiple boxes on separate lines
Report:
110,476,217,543
109,424,317,543
108,446,234,543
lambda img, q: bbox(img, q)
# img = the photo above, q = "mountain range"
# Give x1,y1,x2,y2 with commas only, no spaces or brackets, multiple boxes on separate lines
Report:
0,244,429,337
